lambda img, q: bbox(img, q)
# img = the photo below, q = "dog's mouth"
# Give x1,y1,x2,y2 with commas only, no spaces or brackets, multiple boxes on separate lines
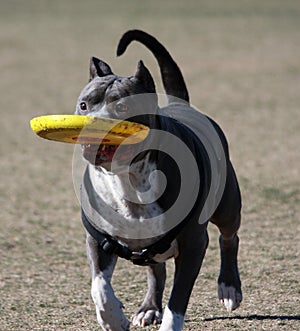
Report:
82,144,135,166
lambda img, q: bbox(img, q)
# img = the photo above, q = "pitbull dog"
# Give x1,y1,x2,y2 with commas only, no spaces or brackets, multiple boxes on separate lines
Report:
75,30,242,331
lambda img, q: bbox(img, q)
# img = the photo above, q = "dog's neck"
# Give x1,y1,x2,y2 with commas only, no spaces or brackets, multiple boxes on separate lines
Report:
93,153,156,201
88,151,163,213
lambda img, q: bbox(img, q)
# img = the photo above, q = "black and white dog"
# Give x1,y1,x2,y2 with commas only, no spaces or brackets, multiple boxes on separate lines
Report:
75,30,242,331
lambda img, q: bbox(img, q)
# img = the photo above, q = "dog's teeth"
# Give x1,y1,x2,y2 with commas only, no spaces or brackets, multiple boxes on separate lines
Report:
102,146,106,151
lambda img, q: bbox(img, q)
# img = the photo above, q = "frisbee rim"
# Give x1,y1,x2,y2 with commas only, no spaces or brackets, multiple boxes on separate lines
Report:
30,114,149,145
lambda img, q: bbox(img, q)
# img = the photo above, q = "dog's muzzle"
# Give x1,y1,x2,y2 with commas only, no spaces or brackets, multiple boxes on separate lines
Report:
82,144,135,166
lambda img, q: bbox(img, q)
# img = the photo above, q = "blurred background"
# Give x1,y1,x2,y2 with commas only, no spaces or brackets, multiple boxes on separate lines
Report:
0,1,299,330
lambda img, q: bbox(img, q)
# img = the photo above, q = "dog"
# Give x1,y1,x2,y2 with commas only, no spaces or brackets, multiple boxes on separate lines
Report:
75,30,242,331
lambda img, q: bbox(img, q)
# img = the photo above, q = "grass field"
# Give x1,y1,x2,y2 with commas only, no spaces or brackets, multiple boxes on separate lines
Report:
0,0,299,330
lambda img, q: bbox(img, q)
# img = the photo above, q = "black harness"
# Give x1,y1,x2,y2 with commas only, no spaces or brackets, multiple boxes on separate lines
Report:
83,210,176,266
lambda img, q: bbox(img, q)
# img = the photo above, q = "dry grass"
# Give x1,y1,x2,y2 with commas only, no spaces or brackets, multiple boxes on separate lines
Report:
0,0,299,330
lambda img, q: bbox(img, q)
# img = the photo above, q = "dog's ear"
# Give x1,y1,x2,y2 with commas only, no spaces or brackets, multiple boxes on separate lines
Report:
89,57,113,80
134,60,156,93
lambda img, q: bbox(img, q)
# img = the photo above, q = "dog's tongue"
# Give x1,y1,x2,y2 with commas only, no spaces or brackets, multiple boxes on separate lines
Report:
82,144,134,166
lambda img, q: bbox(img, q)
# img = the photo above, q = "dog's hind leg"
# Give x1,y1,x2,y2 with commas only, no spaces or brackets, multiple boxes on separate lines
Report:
86,233,130,331
217,227,242,312
132,263,166,327
211,163,243,312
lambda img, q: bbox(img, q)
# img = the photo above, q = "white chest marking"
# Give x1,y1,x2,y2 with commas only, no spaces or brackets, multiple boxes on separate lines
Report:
82,156,168,246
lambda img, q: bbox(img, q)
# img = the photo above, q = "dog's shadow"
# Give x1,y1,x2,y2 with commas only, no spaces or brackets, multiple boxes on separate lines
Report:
199,314,300,322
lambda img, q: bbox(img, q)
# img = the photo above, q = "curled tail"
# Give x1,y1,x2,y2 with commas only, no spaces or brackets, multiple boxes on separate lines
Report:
117,29,189,104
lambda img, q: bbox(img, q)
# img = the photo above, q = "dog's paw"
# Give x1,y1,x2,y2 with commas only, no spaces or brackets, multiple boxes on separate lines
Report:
95,300,130,331
92,276,130,330
218,282,242,312
96,309,130,331
132,309,162,327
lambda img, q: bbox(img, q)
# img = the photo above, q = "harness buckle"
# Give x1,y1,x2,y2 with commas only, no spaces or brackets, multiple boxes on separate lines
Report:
131,249,149,259
131,249,157,266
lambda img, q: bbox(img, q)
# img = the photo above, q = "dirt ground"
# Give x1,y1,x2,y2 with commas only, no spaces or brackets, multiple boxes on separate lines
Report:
0,0,299,330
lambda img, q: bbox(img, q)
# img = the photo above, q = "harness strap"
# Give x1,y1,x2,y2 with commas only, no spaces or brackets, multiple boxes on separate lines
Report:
82,211,168,265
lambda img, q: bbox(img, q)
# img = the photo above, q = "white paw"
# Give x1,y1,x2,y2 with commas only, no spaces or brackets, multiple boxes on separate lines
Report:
218,283,242,312
159,305,184,331
132,309,162,327
92,276,130,331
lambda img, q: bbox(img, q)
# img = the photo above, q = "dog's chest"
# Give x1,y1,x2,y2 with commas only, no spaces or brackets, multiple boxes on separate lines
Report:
92,160,162,215
84,157,166,248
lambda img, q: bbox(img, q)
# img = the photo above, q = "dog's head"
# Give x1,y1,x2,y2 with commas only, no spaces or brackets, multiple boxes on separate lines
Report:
76,57,158,167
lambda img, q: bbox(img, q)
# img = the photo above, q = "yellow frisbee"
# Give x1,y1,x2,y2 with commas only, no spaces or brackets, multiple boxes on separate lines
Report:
30,115,149,145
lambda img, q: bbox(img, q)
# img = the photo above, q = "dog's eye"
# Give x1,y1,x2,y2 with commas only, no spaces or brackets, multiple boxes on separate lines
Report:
80,102,88,112
115,103,129,113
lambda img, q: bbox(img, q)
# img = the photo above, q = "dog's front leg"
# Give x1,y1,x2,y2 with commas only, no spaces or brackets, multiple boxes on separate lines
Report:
132,263,166,327
159,225,209,331
86,233,130,331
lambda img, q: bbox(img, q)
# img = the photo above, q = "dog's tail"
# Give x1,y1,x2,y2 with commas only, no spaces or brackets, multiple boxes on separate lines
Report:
117,29,189,104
